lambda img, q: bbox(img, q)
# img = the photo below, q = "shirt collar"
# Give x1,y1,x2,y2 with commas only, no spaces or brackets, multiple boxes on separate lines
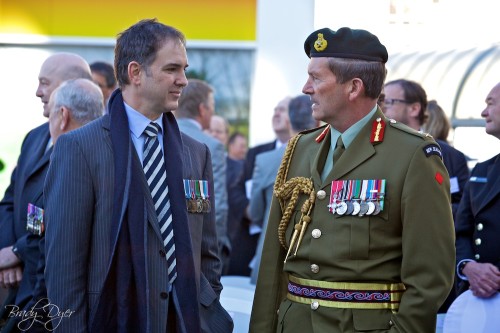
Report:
329,105,378,150
124,102,164,139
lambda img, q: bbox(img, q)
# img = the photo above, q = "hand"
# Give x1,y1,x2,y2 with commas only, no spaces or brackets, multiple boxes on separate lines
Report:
0,266,23,289
0,246,21,269
464,261,500,298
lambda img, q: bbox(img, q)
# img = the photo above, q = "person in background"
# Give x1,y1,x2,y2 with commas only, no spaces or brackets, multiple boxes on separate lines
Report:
249,94,318,284
90,61,117,110
242,96,292,191
209,114,229,147
0,52,92,333
250,27,454,333
175,79,231,273
43,19,232,332
0,78,104,332
423,99,452,141
455,82,500,300
224,130,254,276
227,132,248,162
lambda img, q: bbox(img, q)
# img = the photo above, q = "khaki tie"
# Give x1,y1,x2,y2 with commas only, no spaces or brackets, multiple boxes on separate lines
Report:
321,135,344,181
332,136,345,164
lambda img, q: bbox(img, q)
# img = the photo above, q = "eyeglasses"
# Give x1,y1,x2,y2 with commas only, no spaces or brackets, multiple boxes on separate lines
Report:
383,98,411,106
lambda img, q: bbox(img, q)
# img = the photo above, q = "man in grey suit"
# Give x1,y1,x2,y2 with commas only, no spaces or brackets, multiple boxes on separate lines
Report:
174,79,230,273
44,19,232,333
0,52,92,332
249,94,318,283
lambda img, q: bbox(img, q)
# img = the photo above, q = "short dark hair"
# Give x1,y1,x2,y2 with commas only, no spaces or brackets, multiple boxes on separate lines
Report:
90,61,116,88
385,79,428,125
288,95,316,132
228,132,246,146
114,18,186,87
327,58,386,99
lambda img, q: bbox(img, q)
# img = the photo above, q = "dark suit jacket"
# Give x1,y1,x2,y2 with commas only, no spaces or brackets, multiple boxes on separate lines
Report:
226,157,257,276
437,139,470,218
44,114,232,333
0,122,50,316
242,140,276,182
456,154,500,270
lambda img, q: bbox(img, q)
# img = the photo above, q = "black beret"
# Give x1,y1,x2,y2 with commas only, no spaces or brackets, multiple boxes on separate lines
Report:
304,27,388,63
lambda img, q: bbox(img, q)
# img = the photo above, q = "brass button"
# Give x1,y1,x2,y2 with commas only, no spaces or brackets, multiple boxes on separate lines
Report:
311,301,319,310
390,119,396,124
475,254,481,260
316,190,326,200
389,320,394,326
477,223,483,231
312,229,322,239
475,238,482,246
311,264,320,273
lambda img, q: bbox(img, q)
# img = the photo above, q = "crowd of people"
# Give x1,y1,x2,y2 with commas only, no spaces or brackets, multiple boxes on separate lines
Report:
0,18,499,333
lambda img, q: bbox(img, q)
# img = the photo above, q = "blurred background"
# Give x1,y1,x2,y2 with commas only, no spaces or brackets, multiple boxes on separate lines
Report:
1,0,500,194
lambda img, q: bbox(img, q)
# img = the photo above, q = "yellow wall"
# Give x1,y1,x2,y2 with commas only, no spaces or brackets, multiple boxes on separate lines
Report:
0,0,256,41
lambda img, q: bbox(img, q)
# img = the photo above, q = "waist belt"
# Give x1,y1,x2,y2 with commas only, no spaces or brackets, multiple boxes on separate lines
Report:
287,275,405,310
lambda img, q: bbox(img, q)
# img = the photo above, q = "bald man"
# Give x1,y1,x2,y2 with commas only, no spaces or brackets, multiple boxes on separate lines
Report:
0,53,92,332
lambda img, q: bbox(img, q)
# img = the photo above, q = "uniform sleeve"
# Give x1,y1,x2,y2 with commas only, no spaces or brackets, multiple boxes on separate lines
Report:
455,169,476,263
44,135,94,333
393,139,455,332
249,195,288,333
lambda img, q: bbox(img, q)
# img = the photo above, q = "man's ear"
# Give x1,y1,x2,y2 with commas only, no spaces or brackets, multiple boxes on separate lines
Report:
408,103,422,119
347,78,364,101
59,106,71,131
128,61,142,85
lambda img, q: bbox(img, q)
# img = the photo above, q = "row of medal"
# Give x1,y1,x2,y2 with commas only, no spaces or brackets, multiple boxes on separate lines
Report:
183,179,211,213
26,203,45,236
328,179,386,216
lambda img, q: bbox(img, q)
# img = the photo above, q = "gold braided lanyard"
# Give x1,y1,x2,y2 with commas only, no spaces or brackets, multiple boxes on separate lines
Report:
273,134,316,263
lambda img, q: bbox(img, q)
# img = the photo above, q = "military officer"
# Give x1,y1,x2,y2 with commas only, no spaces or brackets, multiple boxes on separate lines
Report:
455,82,500,299
249,27,455,333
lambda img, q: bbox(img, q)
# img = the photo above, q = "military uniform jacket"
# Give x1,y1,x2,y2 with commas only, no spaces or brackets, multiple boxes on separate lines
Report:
249,109,455,333
456,153,500,268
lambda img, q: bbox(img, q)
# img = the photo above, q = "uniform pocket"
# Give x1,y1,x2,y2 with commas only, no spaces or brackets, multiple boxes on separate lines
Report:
276,299,293,333
352,309,392,332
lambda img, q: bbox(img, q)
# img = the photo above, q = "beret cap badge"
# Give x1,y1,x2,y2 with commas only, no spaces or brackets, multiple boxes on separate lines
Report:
314,33,328,52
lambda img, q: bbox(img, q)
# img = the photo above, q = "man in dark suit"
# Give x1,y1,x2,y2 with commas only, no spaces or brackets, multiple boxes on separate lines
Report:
0,78,104,332
0,52,93,332
455,82,500,299
43,19,232,333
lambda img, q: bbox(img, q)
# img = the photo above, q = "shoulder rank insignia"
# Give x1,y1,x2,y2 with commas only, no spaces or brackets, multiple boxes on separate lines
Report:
314,33,328,52
370,117,386,144
423,143,443,159
315,126,330,143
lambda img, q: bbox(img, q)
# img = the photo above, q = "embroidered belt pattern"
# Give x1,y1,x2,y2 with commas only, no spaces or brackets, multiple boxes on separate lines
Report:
287,275,405,310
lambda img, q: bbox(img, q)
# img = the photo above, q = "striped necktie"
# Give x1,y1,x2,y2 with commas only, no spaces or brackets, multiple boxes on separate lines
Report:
143,122,177,285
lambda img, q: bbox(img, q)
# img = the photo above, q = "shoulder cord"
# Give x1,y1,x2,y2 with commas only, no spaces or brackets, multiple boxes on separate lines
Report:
273,134,316,260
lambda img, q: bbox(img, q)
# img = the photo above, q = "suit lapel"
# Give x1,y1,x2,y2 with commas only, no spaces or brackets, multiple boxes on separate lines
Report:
311,130,332,187
25,128,51,179
478,155,500,212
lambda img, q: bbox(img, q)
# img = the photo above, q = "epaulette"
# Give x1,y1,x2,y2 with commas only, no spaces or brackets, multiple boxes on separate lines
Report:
387,119,432,141
299,123,328,136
